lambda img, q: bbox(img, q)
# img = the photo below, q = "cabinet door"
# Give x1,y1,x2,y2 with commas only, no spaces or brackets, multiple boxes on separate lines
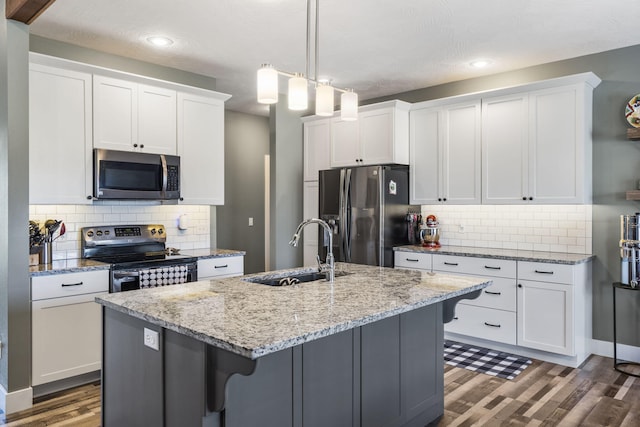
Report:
93,75,138,151
138,84,177,155
32,292,105,385
517,279,574,355
303,119,331,181
409,108,440,204
197,256,244,279
359,108,395,165
303,181,319,266
529,86,584,203
442,101,481,204
29,64,93,204
330,118,359,167
482,94,529,204
178,92,225,204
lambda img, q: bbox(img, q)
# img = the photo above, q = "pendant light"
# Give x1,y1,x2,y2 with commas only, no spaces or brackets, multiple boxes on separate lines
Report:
256,0,358,119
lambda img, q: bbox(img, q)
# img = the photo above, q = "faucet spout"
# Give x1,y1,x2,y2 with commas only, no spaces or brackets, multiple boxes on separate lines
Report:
289,218,335,282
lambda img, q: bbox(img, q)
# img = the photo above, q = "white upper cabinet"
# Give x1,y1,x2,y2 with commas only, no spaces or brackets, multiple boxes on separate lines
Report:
481,94,529,204
330,101,410,167
137,84,178,155
29,63,93,204
93,75,177,155
410,100,481,205
177,91,228,205
482,79,596,204
303,118,331,181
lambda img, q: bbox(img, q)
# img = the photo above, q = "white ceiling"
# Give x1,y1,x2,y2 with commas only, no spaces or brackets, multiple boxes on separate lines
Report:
29,0,640,117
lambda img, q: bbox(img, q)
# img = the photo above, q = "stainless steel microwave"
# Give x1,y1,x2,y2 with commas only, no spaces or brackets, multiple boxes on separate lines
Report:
94,149,181,200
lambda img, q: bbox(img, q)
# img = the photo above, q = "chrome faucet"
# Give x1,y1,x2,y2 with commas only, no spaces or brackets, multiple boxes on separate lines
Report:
289,218,335,282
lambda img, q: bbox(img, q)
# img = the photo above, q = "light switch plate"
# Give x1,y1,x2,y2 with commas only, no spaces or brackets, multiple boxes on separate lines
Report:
144,328,159,351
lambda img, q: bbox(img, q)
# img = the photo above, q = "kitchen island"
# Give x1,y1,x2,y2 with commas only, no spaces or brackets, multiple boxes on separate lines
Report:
96,262,490,427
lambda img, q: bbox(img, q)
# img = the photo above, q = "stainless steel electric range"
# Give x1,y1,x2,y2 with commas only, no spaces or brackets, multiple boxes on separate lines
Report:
81,224,197,292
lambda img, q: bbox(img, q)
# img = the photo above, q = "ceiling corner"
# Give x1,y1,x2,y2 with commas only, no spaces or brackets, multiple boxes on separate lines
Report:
6,0,56,24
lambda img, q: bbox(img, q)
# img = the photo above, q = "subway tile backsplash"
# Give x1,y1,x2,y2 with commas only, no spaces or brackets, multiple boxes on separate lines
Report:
420,204,592,254
30,202,211,261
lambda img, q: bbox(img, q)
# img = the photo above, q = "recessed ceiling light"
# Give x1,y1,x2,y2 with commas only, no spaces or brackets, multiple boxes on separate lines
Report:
469,59,492,69
146,36,174,47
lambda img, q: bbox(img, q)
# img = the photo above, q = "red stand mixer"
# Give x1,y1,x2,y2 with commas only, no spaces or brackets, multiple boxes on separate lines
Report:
420,215,441,249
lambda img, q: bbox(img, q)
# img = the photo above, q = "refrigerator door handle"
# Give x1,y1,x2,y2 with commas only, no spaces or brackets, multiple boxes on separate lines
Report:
343,168,352,262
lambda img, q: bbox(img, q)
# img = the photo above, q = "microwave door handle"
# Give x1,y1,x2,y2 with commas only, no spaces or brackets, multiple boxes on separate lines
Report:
160,154,168,195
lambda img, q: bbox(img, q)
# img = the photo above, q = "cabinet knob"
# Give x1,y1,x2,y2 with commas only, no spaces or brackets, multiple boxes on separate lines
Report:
518,284,523,288
133,143,138,148
529,197,533,201
438,198,442,202
87,195,92,200
140,144,144,149
522,196,527,201
443,198,447,202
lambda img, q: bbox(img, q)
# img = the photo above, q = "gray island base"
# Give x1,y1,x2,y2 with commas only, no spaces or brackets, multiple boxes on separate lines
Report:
97,263,490,427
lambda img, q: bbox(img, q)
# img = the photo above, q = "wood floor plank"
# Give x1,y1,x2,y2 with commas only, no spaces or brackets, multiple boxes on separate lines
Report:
1,354,638,426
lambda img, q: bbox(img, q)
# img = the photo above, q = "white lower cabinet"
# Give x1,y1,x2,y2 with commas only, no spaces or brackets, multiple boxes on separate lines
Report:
31,270,109,386
433,254,517,345
516,261,580,356
394,251,592,366
197,256,244,280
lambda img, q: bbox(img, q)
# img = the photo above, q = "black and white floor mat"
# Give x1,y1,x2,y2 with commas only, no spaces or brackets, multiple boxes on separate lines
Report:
444,340,532,380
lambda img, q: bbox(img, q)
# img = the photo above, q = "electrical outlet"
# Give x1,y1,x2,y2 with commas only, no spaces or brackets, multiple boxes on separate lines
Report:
459,224,465,233
144,328,159,351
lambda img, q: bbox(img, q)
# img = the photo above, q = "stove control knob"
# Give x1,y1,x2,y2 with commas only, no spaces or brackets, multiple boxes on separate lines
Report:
96,231,103,236
87,231,94,237
150,228,156,235
158,228,164,235
104,230,110,235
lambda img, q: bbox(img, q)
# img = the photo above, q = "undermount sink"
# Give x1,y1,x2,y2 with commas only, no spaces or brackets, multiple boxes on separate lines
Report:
244,270,350,287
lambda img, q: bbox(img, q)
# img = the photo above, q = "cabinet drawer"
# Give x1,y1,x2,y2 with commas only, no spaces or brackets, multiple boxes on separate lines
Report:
517,261,574,284
433,254,516,278
394,251,431,270
198,256,244,279
32,270,109,301
445,304,516,345
462,277,517,312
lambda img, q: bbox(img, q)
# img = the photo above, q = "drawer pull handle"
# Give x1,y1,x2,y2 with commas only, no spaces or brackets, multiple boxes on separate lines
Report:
214,265,229,269
484,290,501,295
484,265,501,270
484,322,501,328
405,258,419,262
61,281,83,287
453,317,459,320
534,269,554,275
443,262,459,266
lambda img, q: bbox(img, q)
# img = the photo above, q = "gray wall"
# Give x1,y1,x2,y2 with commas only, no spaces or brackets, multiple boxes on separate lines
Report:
368,44,640,346
269,97,304,270
0,16,31,393
216,111,270,274
30,35,217,91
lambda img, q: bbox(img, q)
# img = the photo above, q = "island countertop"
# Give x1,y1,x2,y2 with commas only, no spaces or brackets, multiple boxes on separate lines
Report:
96,262,490,359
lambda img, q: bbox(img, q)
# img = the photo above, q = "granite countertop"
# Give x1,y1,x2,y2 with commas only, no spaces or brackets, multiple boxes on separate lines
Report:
29,249,246,277
96,262,491,360
30,259,111,276
394,245,594,265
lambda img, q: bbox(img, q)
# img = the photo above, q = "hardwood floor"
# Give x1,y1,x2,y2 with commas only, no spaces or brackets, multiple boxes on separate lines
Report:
0,355,638,426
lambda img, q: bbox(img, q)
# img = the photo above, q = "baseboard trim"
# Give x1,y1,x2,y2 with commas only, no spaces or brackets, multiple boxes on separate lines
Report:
0,384,33,415
591,339,640,363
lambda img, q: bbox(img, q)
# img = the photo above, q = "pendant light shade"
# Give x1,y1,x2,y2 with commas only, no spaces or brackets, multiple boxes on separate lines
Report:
288,74,308,110
340,90,358,121
257,64,278,104
315,84,334,116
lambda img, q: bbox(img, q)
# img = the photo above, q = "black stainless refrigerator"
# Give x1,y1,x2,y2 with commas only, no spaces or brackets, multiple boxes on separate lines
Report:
318,165,410,267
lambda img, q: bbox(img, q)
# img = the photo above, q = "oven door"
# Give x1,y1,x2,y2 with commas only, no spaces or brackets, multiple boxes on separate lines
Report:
111,262,197,292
